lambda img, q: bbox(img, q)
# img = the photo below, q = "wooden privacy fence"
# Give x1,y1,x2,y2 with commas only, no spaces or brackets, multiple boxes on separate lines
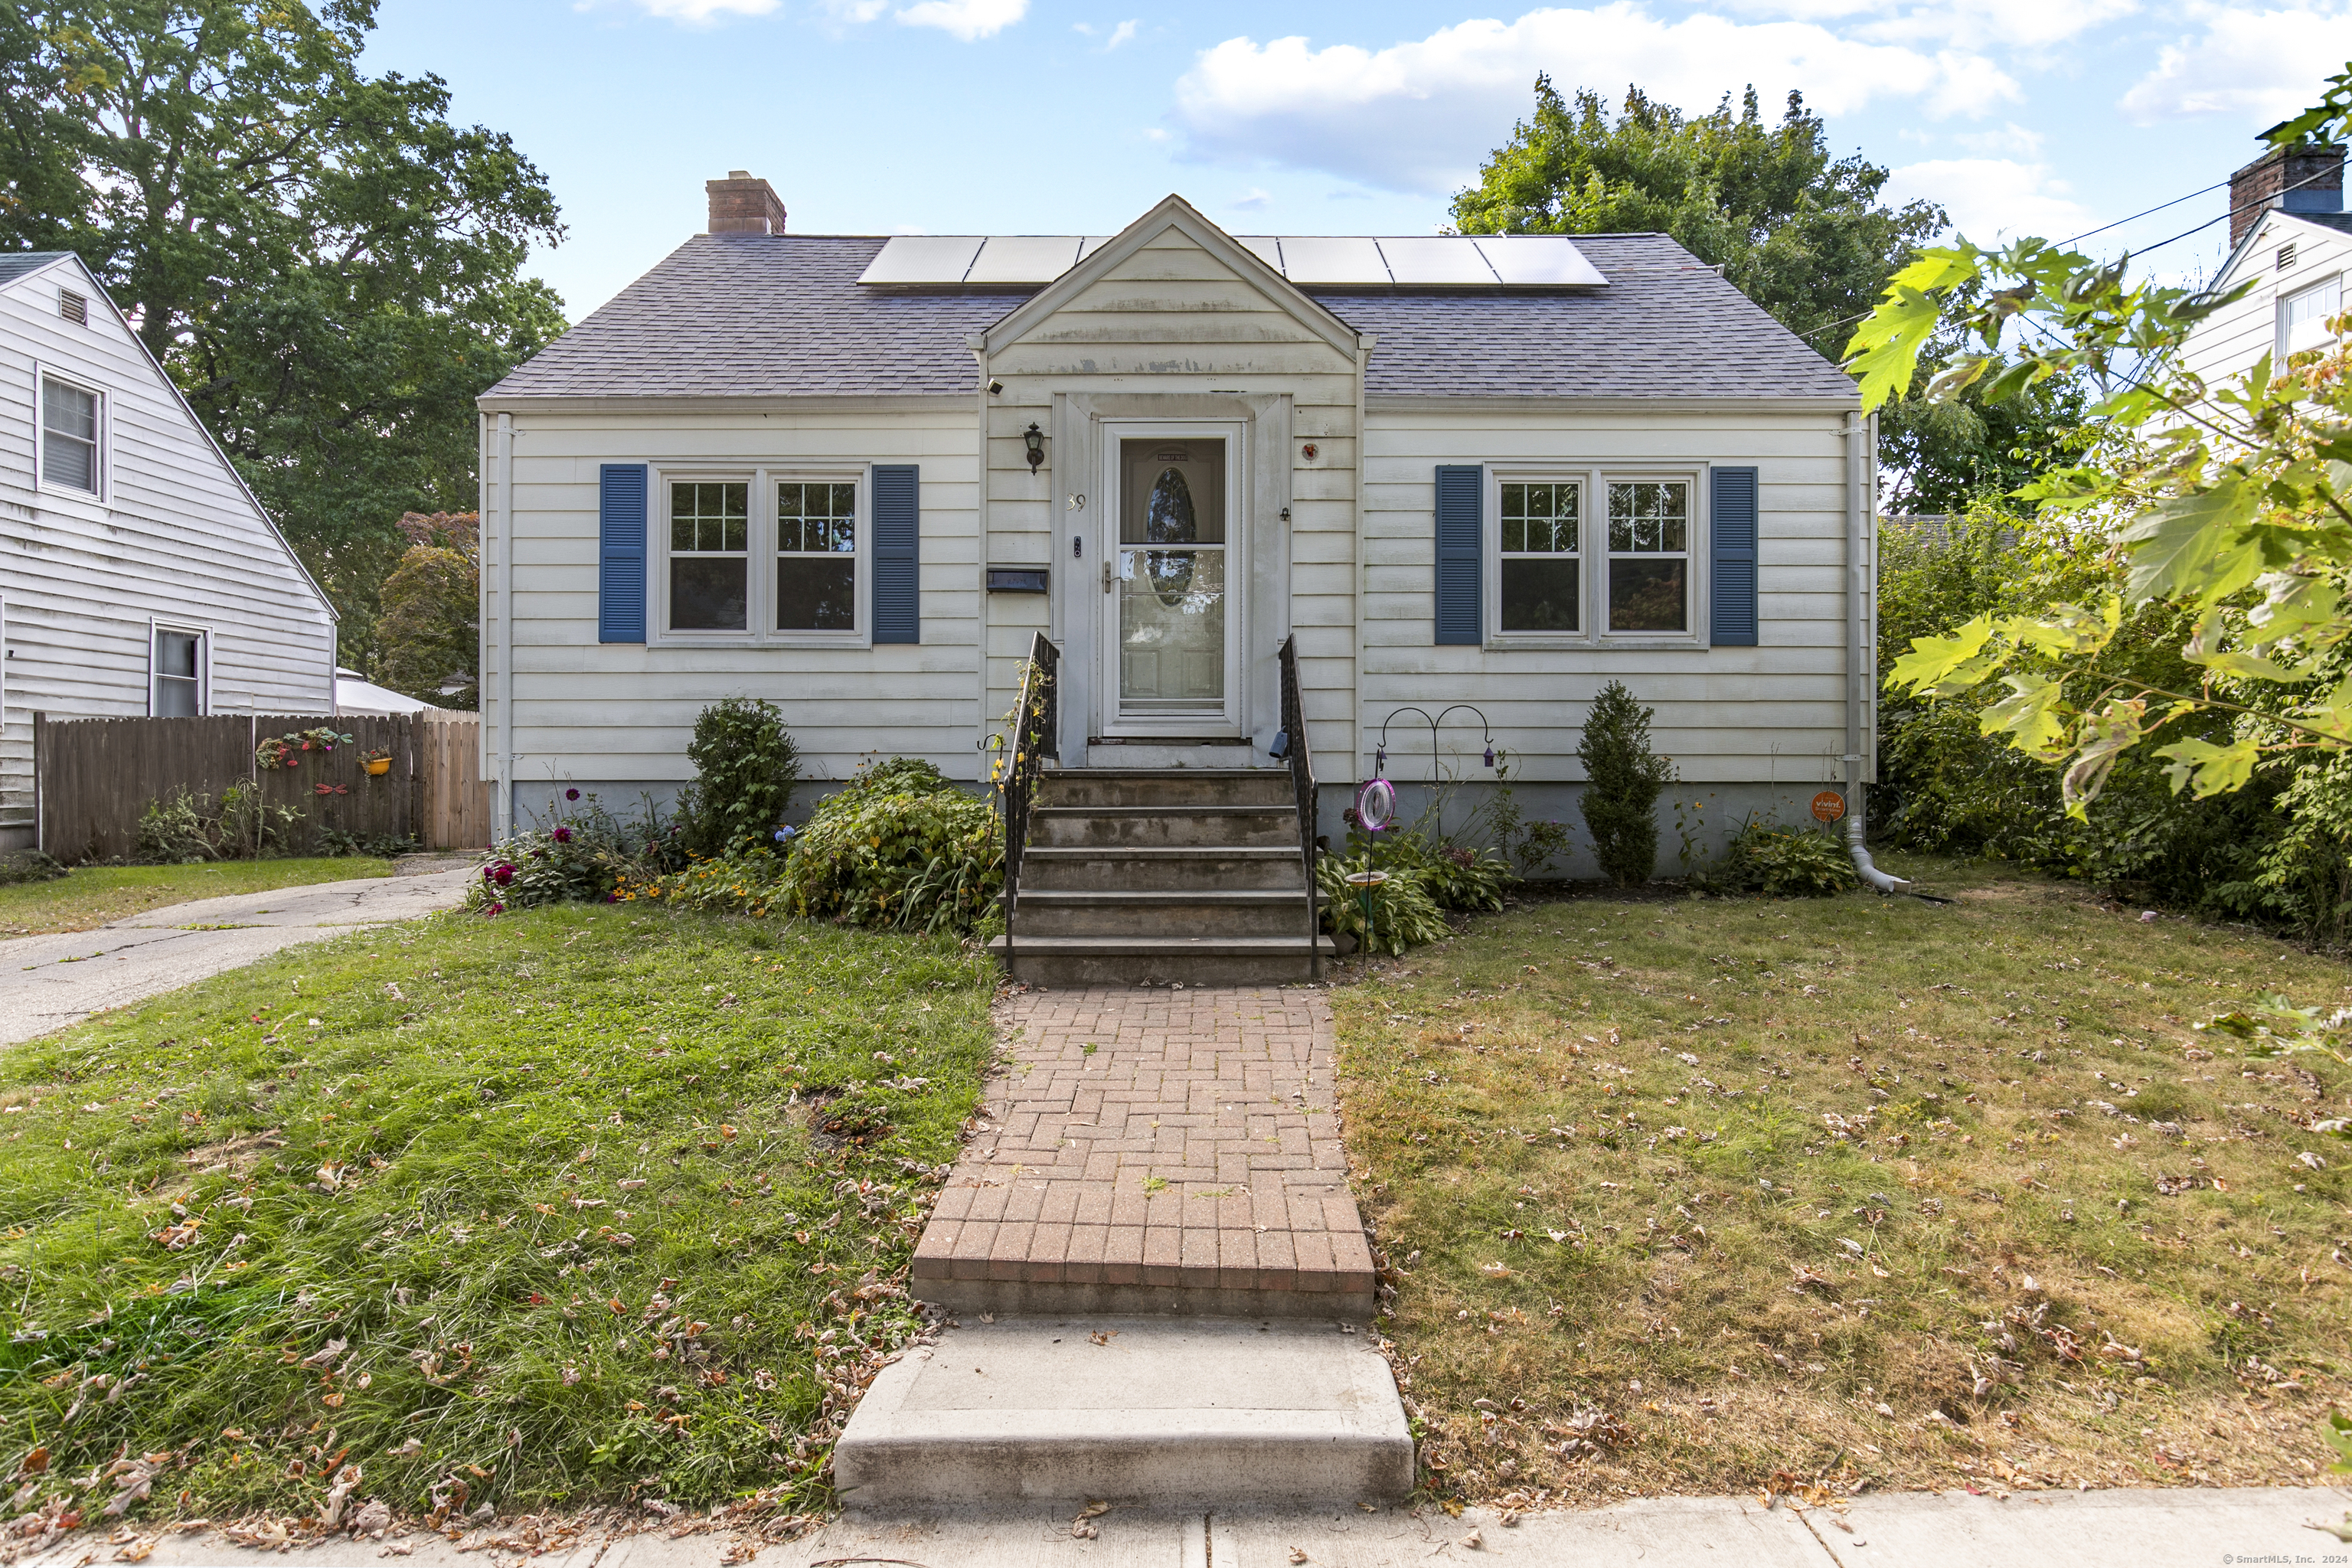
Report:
35,712,492,862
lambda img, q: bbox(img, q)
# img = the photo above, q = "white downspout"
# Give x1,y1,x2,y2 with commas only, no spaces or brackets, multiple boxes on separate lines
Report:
1844,408,1906,893
494,411,515,841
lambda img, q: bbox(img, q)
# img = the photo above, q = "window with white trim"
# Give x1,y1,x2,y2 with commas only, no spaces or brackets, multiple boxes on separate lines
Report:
776,481,857,632
1606,480,1690,633
667,481,749,632
2281,274,2343,362
40,375,100,495
1498,480,1580,632
152,627,204,717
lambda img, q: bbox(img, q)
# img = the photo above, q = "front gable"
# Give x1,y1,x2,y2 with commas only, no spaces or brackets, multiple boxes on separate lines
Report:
975,196,1365,377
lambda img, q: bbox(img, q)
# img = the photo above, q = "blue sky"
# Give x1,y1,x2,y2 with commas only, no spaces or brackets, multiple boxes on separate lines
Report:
362,0,2352,319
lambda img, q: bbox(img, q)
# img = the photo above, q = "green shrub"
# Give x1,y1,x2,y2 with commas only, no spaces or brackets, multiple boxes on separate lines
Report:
1713,822,1857,897
135,784,303,863
0,851,64,886
1317,850,1451,957
1576,681,1671,886
675,697,801,858
1376,831,1509,912
787,773,1001,933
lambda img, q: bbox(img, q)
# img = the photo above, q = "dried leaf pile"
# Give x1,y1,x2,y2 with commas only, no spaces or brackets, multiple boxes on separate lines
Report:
0,903,995,1549
1333,857,2352,1506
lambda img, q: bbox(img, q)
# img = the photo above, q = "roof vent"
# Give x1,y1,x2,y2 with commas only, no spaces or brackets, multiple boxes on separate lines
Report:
2281,241,2299,272
59,289,86,325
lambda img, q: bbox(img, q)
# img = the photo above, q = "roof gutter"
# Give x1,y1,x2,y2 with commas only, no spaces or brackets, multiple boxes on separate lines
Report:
1844,407,1906,895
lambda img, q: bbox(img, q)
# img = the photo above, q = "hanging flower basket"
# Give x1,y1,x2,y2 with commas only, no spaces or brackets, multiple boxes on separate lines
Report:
256,727,354,771
361,748,393,776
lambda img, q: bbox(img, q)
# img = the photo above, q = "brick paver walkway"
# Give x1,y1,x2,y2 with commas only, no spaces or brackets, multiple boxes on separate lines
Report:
909,987,1377,1317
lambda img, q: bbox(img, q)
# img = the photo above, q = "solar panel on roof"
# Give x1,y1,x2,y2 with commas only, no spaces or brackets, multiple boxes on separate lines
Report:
1471,237,1608,288
964,236,1085,283
1374,237,1501,286
1276,236,1391,285
856,236,985,285
1234,236,1285,271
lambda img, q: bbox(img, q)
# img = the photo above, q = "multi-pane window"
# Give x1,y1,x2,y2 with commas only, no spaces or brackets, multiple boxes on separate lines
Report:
1498,481,1579,632
153,628,202,717
668,482,748,631
1607,481,1689,633
41,377,98,495
2282,275,2343,361
778,482,857,632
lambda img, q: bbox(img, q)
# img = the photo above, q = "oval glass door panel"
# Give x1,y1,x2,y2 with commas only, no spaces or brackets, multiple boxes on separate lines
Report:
1118,439,1227,717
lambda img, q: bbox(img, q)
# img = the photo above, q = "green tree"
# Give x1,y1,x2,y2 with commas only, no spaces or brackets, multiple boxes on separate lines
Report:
1453,78,2086,513
375,511,477,709
0,0,567,665
1452,78,1943,345
1576,680,1672,886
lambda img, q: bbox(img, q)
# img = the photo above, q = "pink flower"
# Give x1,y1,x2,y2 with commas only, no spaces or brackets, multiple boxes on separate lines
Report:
552,826,574,844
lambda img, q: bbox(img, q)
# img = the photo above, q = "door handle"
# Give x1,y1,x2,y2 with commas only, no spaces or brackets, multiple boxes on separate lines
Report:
1103,558,1114,593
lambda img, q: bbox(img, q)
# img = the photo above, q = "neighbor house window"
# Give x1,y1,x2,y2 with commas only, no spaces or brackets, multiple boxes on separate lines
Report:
777,481,856,632
152,627,204,717
40,376,99,495
1498,480,1579,632
1606,481,1690,633
2282,274,2344,361
668,481,749,631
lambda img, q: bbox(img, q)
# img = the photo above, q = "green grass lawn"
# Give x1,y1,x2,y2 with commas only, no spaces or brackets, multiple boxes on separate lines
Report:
0,859,394,937
0,904,995,1530
1333,855,2352,1507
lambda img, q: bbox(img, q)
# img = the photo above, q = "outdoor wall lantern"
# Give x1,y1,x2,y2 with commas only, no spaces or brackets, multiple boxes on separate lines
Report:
1024,423,1046,474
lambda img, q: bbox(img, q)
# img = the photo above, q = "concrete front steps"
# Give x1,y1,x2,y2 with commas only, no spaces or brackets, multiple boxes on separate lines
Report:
988,769,1332,987
831,1316,1413,1508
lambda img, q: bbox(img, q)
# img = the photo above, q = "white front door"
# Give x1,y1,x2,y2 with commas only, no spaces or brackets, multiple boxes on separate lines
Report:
1099,430,1243,737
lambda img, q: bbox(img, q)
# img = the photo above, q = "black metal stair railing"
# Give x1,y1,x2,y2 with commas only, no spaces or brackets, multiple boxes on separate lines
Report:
1275,633,1321,981
997,632,1060,973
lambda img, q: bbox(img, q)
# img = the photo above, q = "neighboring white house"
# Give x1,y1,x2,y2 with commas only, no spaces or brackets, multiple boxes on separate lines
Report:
0,253,338,851
476,178,1877,872
2184,141,2350,390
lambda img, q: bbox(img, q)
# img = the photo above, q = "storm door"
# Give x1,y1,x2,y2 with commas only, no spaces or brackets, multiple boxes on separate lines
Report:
1103,436,1237,736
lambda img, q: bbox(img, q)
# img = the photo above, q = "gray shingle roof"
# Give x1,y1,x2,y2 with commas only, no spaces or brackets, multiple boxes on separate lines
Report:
485,231,1856,403
1316,234,1857,400
0,253,74,286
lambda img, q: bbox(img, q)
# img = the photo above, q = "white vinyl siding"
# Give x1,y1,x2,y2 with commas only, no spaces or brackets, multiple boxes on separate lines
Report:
1364,404,1855,786
2184,212,2352,389
482,403,979,792
0,257,336,843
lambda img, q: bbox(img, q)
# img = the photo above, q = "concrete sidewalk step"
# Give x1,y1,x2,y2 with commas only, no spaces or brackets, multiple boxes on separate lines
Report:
832,1315,1413,1509
1017,844,1307,891
1011,888,1315,937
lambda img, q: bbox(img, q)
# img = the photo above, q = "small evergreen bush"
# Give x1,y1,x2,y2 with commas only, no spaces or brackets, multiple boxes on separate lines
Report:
675,697,801,858
1576,681,1672,886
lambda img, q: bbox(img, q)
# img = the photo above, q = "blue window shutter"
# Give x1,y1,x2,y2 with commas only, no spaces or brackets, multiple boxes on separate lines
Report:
1710,466,1759,648
871,464,920,644
1434,464,1482,646
599,463,648,644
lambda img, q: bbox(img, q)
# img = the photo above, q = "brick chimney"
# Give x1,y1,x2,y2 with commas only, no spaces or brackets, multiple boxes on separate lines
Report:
706,171,787,237
2230,141,2344,248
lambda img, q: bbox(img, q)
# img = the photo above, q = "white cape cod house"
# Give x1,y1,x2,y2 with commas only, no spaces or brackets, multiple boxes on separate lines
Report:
1,253,337,851
479,177,1878,963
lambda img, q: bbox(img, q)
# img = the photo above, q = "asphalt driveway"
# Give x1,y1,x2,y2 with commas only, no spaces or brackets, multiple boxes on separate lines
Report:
0,867,477,1045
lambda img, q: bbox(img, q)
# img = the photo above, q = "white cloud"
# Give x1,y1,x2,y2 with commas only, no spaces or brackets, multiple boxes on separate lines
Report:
620,0,778,19
1230,187,1274,211
1709,0,2135,51
1172,5,2017,194
2120,6,2352,124
893,0,1025,40
1952,120,2044,158
1884,157,2091,240
1104,18,1138,49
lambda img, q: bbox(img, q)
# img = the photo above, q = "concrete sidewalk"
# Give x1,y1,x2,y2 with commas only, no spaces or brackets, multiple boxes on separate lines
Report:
24,1487,2352,1567
0,867,477,1044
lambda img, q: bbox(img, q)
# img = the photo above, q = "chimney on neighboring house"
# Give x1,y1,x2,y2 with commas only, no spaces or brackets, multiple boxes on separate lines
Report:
2230,138,2344,248
706,171,787,236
